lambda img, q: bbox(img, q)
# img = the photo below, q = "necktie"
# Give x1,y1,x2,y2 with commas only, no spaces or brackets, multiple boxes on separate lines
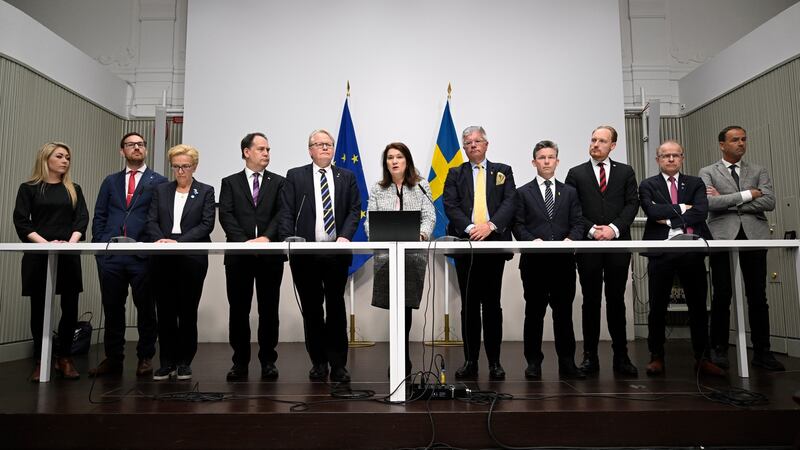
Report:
320,169,335,237
544,179,554,219
730,164,740,189
598,162,607,193
473,164,488,225
669,176,693,235
252,172,260,206
126,169,137,207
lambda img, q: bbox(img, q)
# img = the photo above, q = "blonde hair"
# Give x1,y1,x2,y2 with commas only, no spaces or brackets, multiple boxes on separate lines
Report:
167,144,199,166
27,142,78,208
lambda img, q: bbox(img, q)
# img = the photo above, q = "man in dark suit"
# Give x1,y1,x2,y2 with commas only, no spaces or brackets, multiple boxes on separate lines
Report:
279,129,361,383
443,126,516,380
699,126,784,371
513,140,584,380
565,125,638,376
90,132,168,377
639,140,724,377
219,132,286,381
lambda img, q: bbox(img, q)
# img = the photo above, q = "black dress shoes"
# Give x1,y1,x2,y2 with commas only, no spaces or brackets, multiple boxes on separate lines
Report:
455,361,478,379
309,362,329,381
330,366,351,383
261,362,279,380
579,352,600,375
524,362,542,380
488,362,506,380
709,346,730,369
558,363,586,380
613,354,639,377
226,364,249,381
752,351,786,371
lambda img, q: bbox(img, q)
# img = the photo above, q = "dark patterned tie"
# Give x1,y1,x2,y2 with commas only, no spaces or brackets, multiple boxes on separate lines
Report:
730,164,740,189
544,180,554,219
598,162,607,193
252,172,260,206
320,169,335,236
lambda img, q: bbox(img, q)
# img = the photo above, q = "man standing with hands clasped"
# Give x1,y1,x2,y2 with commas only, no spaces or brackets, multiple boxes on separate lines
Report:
699,126,784,372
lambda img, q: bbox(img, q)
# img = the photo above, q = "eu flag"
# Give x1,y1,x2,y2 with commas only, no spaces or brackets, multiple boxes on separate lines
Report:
427,101,464,238
334,98,370,275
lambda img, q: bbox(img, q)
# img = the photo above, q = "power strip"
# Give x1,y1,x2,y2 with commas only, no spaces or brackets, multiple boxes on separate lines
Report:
407,383,471,400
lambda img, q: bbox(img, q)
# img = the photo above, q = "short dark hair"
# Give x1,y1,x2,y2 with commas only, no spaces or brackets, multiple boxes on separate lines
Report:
718,126,745,143
240,132,267,159
120,132,145,149
593,125,618,143
533,140,559,158
379,142,421,188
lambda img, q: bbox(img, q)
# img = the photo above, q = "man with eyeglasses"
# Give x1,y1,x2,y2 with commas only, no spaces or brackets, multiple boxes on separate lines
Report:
219,132,286,381
699,126,785,372
443,126,517,380
639,140,724,377
90,132,168,377
279,129,361,383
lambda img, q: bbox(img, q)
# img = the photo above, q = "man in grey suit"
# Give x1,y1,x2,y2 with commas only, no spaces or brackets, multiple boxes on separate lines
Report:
698,125,785,371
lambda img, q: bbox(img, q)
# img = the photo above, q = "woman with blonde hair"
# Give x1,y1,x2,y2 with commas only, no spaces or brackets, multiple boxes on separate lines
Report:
13,142,89,381
147,144,215,381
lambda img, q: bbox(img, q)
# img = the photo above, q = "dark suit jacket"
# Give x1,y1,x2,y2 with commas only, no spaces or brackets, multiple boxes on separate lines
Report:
639,173,711,249
146,179,216,243
443,160,517,243
92,168,168,243
279,164,361,246
564,159,638,240
219,169,286,265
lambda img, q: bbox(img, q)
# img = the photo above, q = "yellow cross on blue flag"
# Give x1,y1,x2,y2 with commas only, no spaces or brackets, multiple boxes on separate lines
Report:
427,101,464,238
334,98,370,275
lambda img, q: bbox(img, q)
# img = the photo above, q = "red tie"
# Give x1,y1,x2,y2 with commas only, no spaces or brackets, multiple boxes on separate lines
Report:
598,162,607,193
126,169,138,207
669,176,693,235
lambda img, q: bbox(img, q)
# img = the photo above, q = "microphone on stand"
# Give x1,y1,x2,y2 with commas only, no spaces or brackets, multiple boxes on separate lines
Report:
418,184,459,242
110,187,141,243
284,194,307,243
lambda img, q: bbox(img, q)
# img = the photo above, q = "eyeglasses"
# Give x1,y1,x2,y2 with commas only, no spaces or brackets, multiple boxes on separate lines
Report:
123,141,147,149
657,153,683,160
463,139,486,147
171,164,194,171
309,142,333,149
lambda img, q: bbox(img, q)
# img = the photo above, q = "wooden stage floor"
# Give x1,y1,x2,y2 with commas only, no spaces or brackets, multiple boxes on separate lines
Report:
1,340,799,449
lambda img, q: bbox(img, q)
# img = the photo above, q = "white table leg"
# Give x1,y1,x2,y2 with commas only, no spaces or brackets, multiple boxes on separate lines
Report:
40,251,58,383
730,250,749,378
389,242,406,401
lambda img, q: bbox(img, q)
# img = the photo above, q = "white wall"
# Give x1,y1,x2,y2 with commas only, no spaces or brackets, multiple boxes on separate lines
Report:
679,2,800,113
184,0,632,347
0,1,128,116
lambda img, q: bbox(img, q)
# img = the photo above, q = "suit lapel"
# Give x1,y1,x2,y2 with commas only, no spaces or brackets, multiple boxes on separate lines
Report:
166,181,177,224
531,181,548,217
464,163,475,205
738,160,749,188
583,161,601,194
237,170,254,207
257,172,270,206
180,179,198,224
551,180,563,216
116,170,128,207
657,176,672,204
485,161,495,208
306,164,317,216
715,161,736,190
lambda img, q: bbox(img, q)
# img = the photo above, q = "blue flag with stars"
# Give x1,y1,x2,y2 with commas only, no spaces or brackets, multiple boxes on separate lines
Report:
334,98,370,275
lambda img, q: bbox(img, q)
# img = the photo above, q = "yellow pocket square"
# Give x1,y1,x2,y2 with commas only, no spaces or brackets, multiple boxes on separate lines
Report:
496,172,506,185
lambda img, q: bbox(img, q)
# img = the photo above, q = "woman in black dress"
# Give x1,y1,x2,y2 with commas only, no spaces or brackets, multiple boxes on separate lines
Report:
13,142,89,382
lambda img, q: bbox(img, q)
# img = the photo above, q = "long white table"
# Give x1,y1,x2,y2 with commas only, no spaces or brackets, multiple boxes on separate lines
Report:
0,239,797,402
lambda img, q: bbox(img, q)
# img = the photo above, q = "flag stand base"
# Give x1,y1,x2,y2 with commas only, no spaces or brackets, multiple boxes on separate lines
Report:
424,314,462,347
348,314,375,348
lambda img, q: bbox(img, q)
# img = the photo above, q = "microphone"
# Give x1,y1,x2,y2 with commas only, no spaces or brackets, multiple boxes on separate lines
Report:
418,184,460,242
109,183,142,243
651,182,699,240
284,194,307,243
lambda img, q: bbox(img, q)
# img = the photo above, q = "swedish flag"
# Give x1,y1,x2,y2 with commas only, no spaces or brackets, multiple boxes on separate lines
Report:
334,98,370,275
427,101,463,238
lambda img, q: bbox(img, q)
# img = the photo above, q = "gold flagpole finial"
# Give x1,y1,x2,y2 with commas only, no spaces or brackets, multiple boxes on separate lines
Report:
346,80,350,98
447,82,452,100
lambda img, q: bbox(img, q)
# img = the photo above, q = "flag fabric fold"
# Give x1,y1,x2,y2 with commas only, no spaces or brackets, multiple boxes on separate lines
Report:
427,101,464,238
334,98,371,275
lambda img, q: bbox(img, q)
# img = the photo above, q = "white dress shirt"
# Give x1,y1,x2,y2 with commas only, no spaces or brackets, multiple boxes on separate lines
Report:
244,166,265,235
172,190,188,234
587,158,620,239
720,159,753,204
313,163,337,242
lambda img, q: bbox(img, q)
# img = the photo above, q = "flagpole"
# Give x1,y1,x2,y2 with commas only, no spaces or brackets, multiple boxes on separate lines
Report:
426,83,462,347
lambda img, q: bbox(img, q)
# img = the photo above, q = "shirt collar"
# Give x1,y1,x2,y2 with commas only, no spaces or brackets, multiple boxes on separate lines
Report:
591,157,609,166
126,164,146,174
313,162,332,173
244,166,264,179
721,159,741,169
661,172,680,183
536,175,555,186
470,159,488,170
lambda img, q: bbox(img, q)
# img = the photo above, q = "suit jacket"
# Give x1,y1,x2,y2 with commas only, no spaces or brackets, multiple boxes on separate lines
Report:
443,160,517,242
564,159,638,240
92,168,168,243
278,164,361,246
698,159,775,240
513,178,583,269
146,179,216,243
639,173,712,251
219,169,286,265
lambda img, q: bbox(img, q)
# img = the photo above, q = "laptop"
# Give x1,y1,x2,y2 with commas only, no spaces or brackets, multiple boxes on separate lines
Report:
368,210,421,241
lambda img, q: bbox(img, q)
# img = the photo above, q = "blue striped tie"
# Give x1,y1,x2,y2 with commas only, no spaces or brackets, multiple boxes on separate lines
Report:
320,169,335,237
